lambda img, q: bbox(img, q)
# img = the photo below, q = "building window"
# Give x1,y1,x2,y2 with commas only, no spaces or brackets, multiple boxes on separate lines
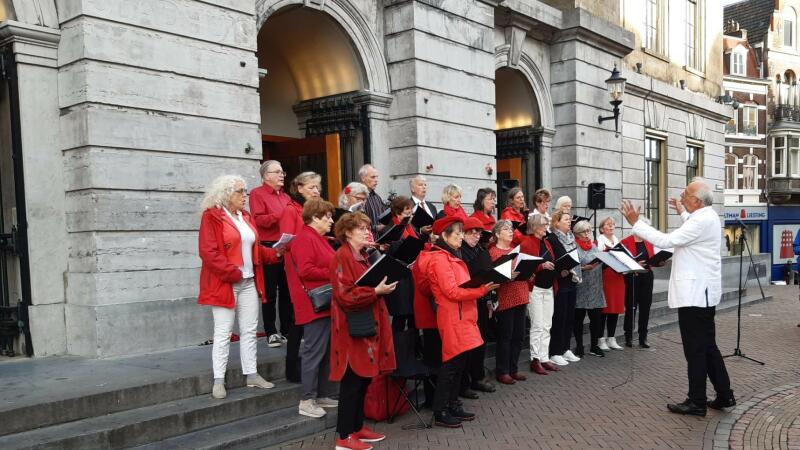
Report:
686,0,698,69
731,51,744,76
725,153,737,190
742,154,758,190
645,0,659,51
644,136,664,230
741,105,757,136
686,145,702,184
773,136,787,176
791,141,800,176
785,8,796,47
725,116,737,134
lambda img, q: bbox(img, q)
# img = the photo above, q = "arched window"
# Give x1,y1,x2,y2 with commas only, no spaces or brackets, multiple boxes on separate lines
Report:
725,153,738,190
785,7,796,47
742,154,758,190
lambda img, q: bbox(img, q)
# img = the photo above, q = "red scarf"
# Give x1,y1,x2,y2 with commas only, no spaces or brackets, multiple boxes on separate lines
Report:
443,204,467,219
576,238,594,251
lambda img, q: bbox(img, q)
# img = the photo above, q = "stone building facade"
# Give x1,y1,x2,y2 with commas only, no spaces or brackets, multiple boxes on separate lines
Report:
0,0,730,357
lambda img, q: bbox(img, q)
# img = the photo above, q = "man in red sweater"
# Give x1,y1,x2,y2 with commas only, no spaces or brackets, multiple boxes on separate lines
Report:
249,160,293,350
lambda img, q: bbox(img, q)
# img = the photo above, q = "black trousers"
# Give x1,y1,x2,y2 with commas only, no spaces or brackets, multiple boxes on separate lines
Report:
494,304,526,376
573,308,603,352
462,297,490,389
677,306,733,404
550,287,576,356
261,261,292,336
391,315,415,334
336,367,371,439
421,328,442,407
432,351,468,412
602,313,619,337
624,271,654,344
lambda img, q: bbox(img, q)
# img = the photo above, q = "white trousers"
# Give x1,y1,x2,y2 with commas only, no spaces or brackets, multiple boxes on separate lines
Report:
527,286,554,362
211,278,259,380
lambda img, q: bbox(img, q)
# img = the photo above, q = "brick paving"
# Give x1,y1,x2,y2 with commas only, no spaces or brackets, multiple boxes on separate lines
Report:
271,286,800,450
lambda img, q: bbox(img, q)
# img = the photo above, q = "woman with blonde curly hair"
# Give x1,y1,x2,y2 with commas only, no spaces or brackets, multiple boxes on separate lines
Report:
436,183,467,220
197,175,283,399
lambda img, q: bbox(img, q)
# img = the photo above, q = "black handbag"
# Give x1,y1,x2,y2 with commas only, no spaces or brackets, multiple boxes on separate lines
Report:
289,254,332,313
345,307,376,338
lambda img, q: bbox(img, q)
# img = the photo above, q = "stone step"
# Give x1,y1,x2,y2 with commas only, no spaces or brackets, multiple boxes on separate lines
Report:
0,346,287,437
132,405,338,450
0,381,303,450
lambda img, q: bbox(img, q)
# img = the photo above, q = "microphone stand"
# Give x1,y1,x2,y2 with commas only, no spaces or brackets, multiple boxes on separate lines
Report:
722,219,765,365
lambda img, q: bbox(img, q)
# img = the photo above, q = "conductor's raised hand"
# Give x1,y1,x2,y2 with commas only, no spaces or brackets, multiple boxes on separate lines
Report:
668,197,685,215
375,276,398,295
619,200,640,226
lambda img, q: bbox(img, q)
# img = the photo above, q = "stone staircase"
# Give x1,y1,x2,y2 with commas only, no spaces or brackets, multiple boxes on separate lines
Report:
0,285,772,450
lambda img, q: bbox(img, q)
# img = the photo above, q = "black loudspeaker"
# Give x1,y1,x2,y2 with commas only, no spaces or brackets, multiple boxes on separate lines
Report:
501,179,519,191
587,183,605,210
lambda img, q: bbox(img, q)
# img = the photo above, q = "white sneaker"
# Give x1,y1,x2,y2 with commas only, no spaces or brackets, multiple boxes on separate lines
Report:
246,374,275,389
550,355,569,366
267,334,282,348
299,399,326,418
563,350,581,362
212,384,226,399
598,338,610,351
316,397,339,408
607,337,624,350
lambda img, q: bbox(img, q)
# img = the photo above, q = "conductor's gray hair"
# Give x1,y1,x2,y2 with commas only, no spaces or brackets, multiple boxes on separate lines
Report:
692,177,714,206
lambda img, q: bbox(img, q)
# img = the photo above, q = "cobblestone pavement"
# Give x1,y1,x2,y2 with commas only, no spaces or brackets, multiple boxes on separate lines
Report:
272,286,800,450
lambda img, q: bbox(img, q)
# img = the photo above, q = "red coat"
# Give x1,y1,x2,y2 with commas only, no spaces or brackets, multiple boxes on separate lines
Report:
500,207,526,245
329,243,396,381
249,183,291,241
428,247,488,362
441,204,468,220
197,208,280,308
412,250,437,329
279,200,304,237
285,225,335,325
470,210,496,231
621,235,655,265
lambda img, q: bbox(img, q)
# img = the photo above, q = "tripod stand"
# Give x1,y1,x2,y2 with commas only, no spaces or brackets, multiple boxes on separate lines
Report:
723,220,766,365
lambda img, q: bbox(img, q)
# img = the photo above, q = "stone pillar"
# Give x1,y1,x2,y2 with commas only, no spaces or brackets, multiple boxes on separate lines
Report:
384,0,498,209
353,91,392,198
0,20,66,356
539,127,555,189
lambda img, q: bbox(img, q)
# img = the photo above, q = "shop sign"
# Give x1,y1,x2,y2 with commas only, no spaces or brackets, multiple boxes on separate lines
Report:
724,206,768,221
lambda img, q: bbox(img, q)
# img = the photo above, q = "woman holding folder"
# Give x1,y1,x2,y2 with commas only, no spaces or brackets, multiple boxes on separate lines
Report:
573,221,606,358
597,217,625,351
547,210,582,366
489,220,530,385
427,216,498,428
621,219,656,349
500,187,528,245
329,212,398,450
385,196,418,332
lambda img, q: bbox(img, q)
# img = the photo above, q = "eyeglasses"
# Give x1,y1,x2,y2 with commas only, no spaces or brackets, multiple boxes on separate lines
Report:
267,170,286,176
233,188,247,195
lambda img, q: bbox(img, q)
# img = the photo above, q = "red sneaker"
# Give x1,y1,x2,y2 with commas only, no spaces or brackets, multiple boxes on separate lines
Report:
353,426,386,443
510,372,527,381
496,374,516,385
541,361,560,372
335,435,373,450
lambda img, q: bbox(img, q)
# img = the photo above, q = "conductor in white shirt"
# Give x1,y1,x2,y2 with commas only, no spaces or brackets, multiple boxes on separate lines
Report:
619,178,735,417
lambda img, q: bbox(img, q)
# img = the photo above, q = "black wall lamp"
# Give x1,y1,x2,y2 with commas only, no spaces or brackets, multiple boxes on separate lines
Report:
597,64,627,136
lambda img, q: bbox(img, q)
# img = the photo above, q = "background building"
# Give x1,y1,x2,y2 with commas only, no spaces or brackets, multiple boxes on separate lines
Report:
725,0,800,281
0,0,730,357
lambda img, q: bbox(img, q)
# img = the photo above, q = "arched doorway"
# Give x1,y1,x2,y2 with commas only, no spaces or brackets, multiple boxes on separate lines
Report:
257,6,371,200
494,67,541,209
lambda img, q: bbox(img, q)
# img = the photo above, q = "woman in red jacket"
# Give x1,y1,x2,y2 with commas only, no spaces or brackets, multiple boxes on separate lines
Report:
329,212,398,450
500,187,528,245
435,184,468,220
278,171,321,382
285,199,338,419
490,219,530,384
197,175,282,400
470,187,497,231
427,216,499,428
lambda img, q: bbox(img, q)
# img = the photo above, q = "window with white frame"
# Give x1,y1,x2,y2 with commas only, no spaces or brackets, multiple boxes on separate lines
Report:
742,105,757,136
686,145,702,184
742,154,758,190
686,0,698,69
644,136,664,230
645,0,659,51
725,153,737,190
731,51,745,76
785,8,796,47
790,141,800,176
773,136,787,176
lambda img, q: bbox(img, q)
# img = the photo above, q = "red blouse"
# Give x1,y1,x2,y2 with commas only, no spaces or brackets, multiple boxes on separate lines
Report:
489,245,530,311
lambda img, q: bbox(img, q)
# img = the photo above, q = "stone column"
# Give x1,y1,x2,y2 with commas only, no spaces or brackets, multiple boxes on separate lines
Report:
539,127,555,189
0,20,66,356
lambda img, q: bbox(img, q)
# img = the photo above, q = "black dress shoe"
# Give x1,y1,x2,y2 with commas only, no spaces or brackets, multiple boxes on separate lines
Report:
639,342,651,349
448,403,476,421
625,339,633,348
708,396,736,410
471,380,496,393
459,389,479,400
667,399,707,417
433,410,463,428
